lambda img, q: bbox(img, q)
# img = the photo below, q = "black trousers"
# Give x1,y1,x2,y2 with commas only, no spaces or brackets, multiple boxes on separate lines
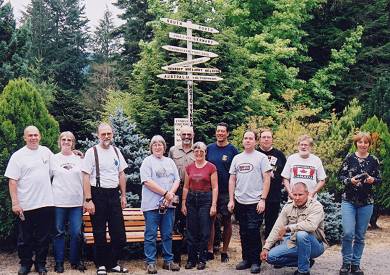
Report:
91,187,126,268
264,200,280,240
17,206,54,268
235,201,263,265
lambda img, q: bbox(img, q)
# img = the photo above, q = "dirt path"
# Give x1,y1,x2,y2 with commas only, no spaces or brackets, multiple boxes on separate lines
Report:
1,216,389,275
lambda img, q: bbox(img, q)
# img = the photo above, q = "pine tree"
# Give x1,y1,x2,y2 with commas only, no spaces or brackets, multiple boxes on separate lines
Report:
0,78,59,240
79,108,149,206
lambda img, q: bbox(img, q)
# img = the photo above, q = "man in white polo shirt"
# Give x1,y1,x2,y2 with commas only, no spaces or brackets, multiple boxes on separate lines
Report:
5,125,54,275
82,123,128,275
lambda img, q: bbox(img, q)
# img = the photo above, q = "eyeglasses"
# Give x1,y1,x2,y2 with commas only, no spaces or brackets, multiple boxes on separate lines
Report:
152,143,164,147
181,133,192,136
61,138,72,142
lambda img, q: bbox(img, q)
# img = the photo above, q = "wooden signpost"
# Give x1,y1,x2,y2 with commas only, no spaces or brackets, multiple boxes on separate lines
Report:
159,18,222,128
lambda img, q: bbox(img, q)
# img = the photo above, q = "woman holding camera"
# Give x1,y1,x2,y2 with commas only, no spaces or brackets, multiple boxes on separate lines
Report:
338,132,381,275
181,142,218,270
140,135,181,274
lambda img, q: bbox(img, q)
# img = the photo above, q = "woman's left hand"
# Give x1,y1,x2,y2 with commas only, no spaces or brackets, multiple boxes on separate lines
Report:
366,175,375,184
210,205,217,217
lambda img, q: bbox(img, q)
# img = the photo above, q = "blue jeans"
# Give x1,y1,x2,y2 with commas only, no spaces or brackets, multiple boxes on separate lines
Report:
267,232,324,273
186,191,212,263
53,207,83,264
341,200,373,265
144,208,175,264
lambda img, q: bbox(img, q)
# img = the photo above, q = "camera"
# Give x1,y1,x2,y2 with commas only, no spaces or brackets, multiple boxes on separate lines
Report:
354,173,368,182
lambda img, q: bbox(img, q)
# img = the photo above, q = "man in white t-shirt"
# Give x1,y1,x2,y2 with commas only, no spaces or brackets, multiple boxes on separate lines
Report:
5,125,54,275
227,130,272,274
281,134,326,200
82,123,128,275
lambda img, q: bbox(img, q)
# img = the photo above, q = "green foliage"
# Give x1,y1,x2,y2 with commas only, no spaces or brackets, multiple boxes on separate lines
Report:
317,191,342,244
0,78,59,240
366,73,390,126
79,108,149,207
360,116,390,209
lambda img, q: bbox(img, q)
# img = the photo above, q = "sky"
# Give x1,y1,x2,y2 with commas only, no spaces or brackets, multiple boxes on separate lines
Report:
7,0,124,30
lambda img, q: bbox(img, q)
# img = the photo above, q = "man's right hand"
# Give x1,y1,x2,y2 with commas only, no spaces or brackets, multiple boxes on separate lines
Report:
260,249,268,261
227,200,235,213
12,204,23,216
84,201,95,215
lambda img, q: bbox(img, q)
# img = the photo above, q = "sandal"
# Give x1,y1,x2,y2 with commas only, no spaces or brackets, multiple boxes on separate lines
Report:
110,265,128,273
96,266,107,275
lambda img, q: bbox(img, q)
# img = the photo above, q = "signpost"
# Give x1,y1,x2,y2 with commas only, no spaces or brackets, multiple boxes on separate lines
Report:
159,18,222,127
174,118,191,146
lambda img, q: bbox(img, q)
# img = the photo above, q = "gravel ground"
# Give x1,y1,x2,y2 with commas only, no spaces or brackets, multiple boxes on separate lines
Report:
1,216,389,275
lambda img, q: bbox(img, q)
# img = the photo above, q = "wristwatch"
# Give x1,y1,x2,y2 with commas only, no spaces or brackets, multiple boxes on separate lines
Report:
85,198,93,202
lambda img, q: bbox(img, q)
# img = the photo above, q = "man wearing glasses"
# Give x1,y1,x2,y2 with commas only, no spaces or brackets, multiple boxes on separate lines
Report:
168,126,195,265
281,134,326,200
82,123,128,275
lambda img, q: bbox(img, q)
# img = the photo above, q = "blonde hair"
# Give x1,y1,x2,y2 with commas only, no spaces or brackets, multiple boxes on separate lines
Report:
297,134,314,146
58,131,76,150
353,131,372,147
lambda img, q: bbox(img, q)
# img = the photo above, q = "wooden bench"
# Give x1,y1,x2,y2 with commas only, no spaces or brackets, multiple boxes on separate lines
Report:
83,208,183,244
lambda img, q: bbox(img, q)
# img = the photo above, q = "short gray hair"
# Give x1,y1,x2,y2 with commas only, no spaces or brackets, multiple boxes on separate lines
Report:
192,141,207,152
149,135,166,153
292,182,308,192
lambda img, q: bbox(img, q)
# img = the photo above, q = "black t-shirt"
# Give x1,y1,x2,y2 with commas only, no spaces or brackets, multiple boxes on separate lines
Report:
257,147,286,202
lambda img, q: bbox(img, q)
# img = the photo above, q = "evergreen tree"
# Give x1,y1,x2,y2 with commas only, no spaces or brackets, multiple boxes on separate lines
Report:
79,108,149,206
317,192,342,244
0,78,59,241
366,73,390,126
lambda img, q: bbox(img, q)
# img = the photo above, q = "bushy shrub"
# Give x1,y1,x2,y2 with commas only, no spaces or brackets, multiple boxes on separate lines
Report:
317,192,342,244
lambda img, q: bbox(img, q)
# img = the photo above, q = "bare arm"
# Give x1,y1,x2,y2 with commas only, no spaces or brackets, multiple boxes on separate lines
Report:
283,177,293,199
257,170,271,213
119,170,127,209
311,179,325,197
82,172,95,214
210,171,218,216
9,179,22,215
181,171,190,216
227,174,236,212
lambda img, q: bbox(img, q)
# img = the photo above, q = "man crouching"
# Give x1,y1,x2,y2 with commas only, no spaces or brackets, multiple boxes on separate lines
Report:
260,182,327,275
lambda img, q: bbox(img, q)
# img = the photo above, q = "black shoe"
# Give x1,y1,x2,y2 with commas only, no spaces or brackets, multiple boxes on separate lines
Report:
54,262,64,273
293,270,310,275
37,267,48,275
310,259,315,268
18,266,31,275
206,251,214,261
221,252,229,263
185,262,196,269
273,265,283,269
197,262,206,270
250,263,261,274
236,260,251,270
339,263,351,275
71,262,87,272
351,265,364,275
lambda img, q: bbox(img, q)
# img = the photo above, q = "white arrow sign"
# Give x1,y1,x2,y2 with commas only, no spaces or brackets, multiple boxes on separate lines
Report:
168,57,210,67
169,32,219,45
157,74,223,82
162,66,221,74
161,18,219,34
162,45,218,58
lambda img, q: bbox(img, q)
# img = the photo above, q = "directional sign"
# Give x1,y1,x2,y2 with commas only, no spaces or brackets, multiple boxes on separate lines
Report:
162,45,218,58
162,66,221,74
169,32,219,45
168,57,210,67
161,18,219,34
157,74,223,82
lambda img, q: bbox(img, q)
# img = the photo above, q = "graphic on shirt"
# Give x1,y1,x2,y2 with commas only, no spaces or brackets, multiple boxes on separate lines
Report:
268,156,278,168
156,167,168,178
237,163,254,173
292,165,315,180
61,162,75,170
114,158,119,167
222,155,228,161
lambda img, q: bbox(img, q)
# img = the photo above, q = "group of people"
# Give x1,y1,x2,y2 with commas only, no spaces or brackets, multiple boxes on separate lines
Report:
5,123,381,275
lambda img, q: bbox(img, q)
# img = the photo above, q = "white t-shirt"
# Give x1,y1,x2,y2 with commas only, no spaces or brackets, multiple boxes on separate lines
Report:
281,153,326,197
229,150,272,204
4,145,54,211
81,145,128,188
51,153,83,207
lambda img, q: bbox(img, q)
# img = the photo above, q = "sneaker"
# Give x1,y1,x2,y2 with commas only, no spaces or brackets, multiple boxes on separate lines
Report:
339,263,351,275
185,262,196,269
197,262,206,270
146,263,157,274
236,260,251,270
221,252,229,263
250,263,261,274
54,262,64,273
293,270,310,275
351,265,364,275
18,265,31,275
206,252,214,261
162,262,180,272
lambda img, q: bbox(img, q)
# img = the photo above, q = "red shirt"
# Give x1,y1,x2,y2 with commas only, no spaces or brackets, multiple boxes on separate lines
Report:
186,162,217,192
